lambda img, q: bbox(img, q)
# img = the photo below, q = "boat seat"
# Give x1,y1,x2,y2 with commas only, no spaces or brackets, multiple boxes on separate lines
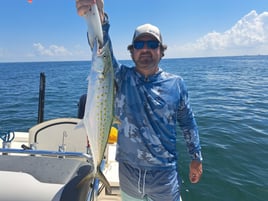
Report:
0,155,94,201
28,118,88,153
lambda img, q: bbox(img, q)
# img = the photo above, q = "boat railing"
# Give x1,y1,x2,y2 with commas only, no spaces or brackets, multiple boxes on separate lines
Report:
0,147,92,161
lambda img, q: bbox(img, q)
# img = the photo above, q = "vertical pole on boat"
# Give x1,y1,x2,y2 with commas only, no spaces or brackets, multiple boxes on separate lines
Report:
38,72,46,123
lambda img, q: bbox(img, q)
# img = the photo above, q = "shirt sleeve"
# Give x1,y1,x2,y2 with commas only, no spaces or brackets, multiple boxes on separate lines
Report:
177,79,203,162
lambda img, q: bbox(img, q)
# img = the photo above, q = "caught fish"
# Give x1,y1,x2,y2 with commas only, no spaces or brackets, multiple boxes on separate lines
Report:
77,4,114,201
83,3,103,48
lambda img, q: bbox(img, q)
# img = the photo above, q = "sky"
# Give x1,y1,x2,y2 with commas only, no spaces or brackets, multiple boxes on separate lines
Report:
0,0,268,62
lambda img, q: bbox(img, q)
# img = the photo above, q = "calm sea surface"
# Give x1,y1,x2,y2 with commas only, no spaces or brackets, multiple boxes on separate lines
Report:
0,56,267,201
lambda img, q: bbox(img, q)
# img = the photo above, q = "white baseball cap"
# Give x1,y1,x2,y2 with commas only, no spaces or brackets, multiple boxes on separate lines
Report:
132,23,163,43
128,23,167,50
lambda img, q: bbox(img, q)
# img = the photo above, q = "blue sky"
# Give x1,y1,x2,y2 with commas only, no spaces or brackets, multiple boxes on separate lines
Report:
0,0,268,62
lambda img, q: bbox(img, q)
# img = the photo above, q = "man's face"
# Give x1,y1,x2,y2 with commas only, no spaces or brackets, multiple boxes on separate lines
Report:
132,35,162,73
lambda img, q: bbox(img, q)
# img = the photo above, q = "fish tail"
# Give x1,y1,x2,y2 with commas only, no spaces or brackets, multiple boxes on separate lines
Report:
96,169,112,194
76,168,111,197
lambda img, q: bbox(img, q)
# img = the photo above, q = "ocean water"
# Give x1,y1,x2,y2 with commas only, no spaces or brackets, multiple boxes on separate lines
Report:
0,56,267,201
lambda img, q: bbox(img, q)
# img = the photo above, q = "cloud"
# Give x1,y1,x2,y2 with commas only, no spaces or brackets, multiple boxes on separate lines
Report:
33,43,72,57
170,10,268,57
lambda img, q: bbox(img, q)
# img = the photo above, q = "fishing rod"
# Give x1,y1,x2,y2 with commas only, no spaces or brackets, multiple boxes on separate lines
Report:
37,72,46,124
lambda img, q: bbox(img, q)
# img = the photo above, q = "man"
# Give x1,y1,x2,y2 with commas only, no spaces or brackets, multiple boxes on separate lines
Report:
76,1,203,200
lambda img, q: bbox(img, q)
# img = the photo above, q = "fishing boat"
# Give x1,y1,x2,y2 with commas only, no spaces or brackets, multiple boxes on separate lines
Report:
0,118,121,201
0,73,121,201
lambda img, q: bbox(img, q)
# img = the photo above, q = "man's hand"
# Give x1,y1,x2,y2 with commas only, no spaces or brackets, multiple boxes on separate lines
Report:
189,160,203,183
76,0,104,23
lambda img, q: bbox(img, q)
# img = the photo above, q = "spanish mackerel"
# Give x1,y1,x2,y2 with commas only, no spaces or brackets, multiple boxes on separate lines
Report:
77,4,114,201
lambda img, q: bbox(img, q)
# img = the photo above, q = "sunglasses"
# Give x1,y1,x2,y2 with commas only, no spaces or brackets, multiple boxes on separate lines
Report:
133,40,160,49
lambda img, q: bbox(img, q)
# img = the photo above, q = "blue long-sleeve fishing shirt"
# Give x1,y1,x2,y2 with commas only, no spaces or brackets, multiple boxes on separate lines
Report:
93,20,202,170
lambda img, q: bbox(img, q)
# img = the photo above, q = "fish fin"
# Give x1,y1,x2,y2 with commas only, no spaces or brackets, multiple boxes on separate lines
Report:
75,119,85,130
113,116,121,125
96,169,112,194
